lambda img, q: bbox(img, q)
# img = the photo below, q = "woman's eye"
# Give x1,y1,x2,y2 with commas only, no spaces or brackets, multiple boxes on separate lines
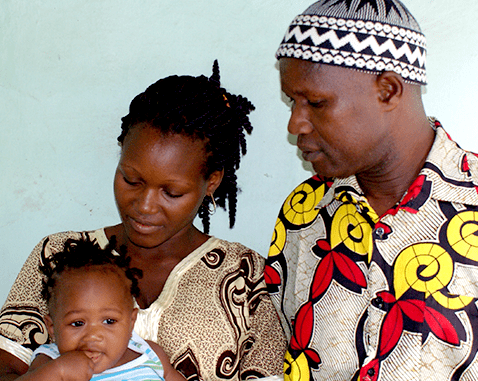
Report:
71,321,84,327
104,318,116,325
165,190,183,198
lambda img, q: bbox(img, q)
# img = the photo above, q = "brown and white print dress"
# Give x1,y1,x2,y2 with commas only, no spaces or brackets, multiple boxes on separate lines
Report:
0,229,286,380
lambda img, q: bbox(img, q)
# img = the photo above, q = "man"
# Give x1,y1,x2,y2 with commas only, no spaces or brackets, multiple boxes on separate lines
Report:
265,0,478,380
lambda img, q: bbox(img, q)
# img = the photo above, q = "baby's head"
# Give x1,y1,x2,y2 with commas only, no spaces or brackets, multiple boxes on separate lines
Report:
40,236,142,373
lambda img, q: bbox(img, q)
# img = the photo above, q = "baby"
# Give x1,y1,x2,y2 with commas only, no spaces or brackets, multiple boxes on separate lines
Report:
19,236,184,381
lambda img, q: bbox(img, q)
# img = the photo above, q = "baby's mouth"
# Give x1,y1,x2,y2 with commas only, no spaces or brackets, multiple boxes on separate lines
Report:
84,350,102,362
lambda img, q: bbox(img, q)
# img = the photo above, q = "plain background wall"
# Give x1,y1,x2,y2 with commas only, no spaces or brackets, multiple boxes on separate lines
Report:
1,0,478,303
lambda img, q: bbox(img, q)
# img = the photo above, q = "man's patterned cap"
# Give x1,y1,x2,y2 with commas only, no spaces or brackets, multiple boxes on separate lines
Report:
276,0,427,85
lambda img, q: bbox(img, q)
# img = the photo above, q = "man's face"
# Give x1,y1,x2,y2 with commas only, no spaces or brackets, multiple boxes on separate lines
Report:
280,58,392,178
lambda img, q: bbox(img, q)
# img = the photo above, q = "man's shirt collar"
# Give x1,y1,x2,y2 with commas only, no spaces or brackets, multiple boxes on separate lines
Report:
316,120,478,213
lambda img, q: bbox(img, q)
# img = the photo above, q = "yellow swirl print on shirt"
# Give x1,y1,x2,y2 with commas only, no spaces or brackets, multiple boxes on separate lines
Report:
270,219,287,257
282,182,324,226
394,243,473,309
330,203,374,262
447,211,478,262
284,351,310,381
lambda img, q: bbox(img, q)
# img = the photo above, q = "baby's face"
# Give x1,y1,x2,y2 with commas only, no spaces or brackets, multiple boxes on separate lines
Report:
46,267,137,374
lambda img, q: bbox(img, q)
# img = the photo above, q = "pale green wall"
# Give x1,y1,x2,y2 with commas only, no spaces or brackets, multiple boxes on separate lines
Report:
1,0,478,303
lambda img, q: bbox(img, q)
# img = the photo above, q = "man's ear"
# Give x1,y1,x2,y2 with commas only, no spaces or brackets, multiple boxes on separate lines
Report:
376,71,403,110
206,169,225,195
44,314,55,342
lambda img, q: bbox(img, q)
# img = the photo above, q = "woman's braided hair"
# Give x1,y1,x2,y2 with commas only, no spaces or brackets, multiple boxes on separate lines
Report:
40,235,142,305
117,61,255,233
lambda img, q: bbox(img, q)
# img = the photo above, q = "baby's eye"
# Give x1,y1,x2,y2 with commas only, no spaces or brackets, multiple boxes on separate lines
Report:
71,321,84,327
104,318,116,325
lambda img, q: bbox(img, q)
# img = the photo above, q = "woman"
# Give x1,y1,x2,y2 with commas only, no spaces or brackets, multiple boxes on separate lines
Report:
0,61,286,380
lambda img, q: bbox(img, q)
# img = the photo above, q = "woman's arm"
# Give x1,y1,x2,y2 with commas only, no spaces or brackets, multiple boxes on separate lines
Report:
146,340,185,381
237,252,287,378
0,349,28,380
0,232,87,381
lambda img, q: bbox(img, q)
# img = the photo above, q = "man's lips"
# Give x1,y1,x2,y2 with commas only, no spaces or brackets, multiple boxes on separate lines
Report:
298,145,321,162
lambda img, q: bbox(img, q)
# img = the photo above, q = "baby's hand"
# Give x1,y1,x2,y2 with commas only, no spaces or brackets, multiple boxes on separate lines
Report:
40,351,95,381
46,351,95,381
20,351,95,381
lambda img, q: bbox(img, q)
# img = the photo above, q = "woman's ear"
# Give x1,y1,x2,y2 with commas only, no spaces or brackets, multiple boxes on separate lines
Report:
206,169,224,195
376,71,403,110
44,314,55,342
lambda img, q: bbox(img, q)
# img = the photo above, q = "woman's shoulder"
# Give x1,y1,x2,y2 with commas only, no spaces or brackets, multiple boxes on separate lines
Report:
41,227,107,242
212,237,262,257
32,228,108,255
206,237,266,273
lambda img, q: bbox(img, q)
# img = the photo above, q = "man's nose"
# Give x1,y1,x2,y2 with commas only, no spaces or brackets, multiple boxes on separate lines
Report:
287,105,314,136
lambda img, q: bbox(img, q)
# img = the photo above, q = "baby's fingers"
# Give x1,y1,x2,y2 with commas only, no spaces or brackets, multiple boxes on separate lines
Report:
56,351,95,381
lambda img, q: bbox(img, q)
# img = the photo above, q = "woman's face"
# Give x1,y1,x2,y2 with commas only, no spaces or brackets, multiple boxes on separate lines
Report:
114,124,222,249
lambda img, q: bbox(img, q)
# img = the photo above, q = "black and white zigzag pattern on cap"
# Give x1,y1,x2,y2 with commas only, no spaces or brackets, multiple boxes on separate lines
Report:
304,0,422,30
276,0,427,85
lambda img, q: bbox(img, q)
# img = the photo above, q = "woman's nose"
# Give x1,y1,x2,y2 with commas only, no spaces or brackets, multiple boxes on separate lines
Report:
136,188,160,215
287,105,314,136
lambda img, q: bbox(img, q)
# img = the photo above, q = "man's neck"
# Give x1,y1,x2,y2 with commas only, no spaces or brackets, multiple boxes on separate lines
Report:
357,117,435,217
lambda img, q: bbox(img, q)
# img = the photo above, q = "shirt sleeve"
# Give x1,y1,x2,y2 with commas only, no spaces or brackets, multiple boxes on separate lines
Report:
31,343,61,364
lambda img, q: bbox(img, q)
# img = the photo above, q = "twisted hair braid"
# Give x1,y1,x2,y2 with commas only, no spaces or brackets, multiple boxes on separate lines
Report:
40,235,142,305
117,60,255,233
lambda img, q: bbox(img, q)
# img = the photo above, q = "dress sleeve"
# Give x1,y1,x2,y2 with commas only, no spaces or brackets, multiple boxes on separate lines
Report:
238,251,287,379
0,231,83,365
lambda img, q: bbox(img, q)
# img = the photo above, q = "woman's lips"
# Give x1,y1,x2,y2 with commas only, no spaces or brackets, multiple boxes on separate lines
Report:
129,217,162,234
